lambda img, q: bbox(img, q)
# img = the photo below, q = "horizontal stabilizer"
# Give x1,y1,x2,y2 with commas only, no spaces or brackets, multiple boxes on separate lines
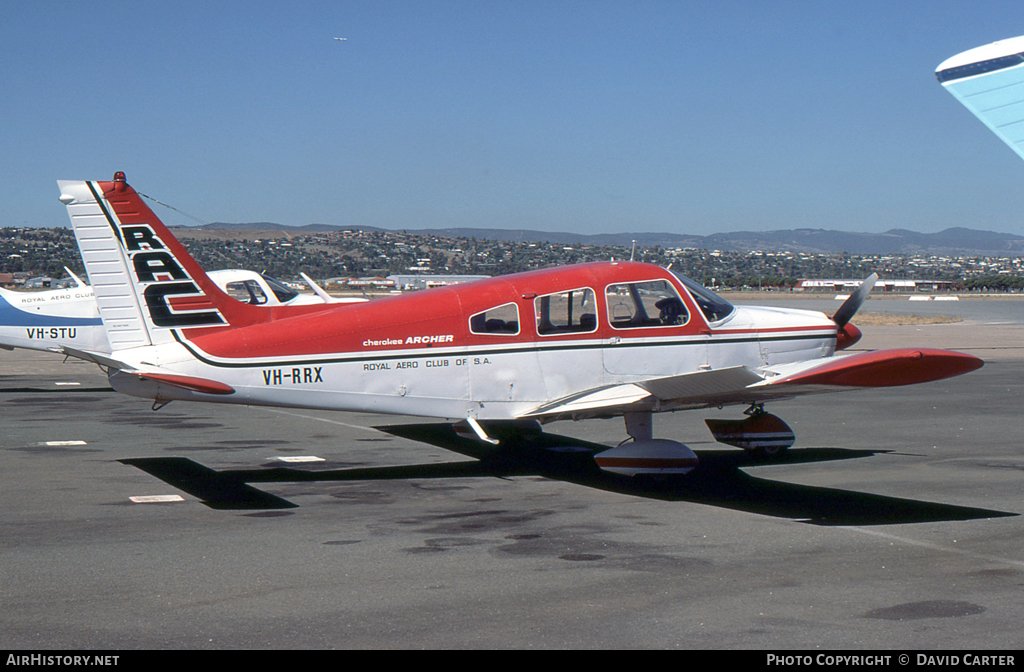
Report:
134,372,235,395
60,346,231,394
59,346,135,371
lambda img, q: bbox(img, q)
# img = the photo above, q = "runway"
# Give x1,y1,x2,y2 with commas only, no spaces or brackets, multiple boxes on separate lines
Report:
1,318,1022,649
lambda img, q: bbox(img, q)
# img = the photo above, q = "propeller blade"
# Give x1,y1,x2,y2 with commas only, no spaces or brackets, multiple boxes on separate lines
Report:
833,273,878,328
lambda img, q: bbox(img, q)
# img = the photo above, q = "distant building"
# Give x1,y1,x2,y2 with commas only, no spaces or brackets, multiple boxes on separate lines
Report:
23,276,53,289
798,279,956,293
388,274,490,291
325,276,396,291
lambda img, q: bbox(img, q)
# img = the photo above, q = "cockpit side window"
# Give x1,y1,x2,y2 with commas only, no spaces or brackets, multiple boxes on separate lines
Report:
606,279,689,329
262,275,299,304
672,272,735,323
469,303,520,335
225,280,269,305
535,287,598,336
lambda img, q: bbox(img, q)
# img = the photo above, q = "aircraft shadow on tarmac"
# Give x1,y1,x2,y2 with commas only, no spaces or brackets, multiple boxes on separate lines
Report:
120,422,1016,525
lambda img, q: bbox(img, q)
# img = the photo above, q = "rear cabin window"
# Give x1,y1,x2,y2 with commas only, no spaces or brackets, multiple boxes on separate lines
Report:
469,303,520,335
606,279,688,329
535,288,598,336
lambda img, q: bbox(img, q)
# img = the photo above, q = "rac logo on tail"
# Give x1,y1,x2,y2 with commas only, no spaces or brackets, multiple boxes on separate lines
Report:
120,224,225,328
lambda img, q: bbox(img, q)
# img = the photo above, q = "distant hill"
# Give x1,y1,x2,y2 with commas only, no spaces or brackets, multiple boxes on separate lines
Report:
189,223,1024,256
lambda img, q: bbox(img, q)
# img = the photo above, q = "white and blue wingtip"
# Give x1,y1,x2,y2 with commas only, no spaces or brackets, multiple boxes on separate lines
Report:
936,35,1024,163
936,35,1024,82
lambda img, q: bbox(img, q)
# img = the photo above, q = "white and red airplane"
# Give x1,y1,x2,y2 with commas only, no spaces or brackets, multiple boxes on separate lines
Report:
56,173,983,476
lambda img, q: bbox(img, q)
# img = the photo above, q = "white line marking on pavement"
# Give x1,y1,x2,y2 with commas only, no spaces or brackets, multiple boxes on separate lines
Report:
258,408,387,434
845,527,1024,569
129,495,185,504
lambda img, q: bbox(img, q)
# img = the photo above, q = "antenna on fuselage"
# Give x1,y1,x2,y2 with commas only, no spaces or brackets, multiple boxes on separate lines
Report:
629,240,636,261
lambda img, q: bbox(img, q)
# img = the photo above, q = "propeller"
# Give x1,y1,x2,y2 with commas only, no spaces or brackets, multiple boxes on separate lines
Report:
832,273,877,350
833,273,877,328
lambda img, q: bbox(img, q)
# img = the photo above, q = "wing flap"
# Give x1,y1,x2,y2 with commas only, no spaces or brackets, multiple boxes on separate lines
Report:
522,383,651,417
637,366,765,399
520,366,767,419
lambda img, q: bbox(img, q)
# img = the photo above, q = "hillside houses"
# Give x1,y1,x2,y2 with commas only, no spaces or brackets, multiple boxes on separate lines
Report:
4,225,1024,292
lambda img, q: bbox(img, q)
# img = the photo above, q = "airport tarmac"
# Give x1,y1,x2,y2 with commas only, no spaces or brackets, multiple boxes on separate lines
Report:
1,315,1022,650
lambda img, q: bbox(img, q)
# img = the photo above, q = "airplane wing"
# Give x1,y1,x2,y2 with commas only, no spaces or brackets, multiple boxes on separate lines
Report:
937,35,1024,162
64,267,87,288
520,348,983,420
299,272,337,303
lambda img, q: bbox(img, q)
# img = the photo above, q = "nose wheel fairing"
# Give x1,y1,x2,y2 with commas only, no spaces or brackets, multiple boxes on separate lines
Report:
705,407,796,457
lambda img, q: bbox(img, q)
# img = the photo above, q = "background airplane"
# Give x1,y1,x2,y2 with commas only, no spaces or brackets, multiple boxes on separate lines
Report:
0,266,346,354
937,35,1024,160
56,173,982,477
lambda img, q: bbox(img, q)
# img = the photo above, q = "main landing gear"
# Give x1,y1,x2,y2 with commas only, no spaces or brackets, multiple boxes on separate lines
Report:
591,412,699,476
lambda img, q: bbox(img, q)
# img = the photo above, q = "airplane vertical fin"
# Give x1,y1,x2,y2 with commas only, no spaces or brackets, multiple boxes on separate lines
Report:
59,179,153,349
58,173,266,349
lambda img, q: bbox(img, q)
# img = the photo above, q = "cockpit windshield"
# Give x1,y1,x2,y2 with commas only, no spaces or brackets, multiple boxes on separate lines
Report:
671,272,735,323
261,275,299,304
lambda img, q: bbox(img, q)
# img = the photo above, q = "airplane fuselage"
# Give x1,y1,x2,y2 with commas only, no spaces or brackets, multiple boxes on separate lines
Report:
107,262,838,420
0,285,104,352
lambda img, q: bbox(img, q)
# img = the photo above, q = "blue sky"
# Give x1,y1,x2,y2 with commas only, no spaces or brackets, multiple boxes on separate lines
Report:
4,1,1024,235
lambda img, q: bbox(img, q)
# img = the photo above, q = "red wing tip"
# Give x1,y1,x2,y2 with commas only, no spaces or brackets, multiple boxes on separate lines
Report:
902,348,984,370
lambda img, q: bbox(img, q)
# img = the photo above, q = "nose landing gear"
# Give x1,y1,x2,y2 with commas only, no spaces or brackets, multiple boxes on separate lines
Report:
704,403,796,457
